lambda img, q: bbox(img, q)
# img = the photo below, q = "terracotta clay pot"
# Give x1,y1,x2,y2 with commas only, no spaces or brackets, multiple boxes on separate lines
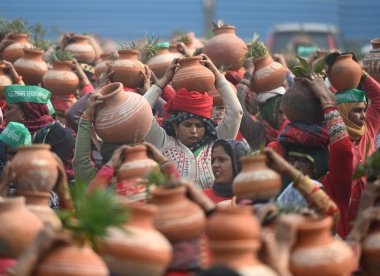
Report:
9,144,60,194
328,54,362,92
206,206,277,275
0,196,44,258
117,144,159,181
64,34,97,64
251,54,287,93
14,48,48,85
171,56,215,93
18,191,62,229
110,49,144,89
151,185,206,243
233,154,281,200
0,64,13,100
94,82,152,144
290,216,355,276
1,33,33,63
363,38,380,82
209,81,237,106
203,25,247,70
360,220,380,275
94,53,112,80
281,77,325,123
147,48,179,78
42,60,80,96
99,203,172,276
34,243,109,276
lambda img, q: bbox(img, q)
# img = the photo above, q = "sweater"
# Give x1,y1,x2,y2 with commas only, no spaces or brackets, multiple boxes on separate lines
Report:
143,75,243,189
346,75,380,233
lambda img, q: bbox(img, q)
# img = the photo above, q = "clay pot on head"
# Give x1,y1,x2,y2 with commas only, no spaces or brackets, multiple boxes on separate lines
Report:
9,144,60,193
290,215,355,276
147,48,179,79
0,196,44,258
98,203,172,276
1,33,33,63
151,185,206,243
363,38,380,82
64,34,97,64
360,219,380,275
171,56,215,93
42,60,80,96
209,81,237,106
251,54,287,93
0,64,13,100
232,154,281,201
116,144,159,199
18,191,62,229
94,53,112,80
110,49,145,89
13,48,48,85
94,82,153,144
328,53,362,92
203,25,247,71
34,242,109,276
206,206,277,275
281,77,325,123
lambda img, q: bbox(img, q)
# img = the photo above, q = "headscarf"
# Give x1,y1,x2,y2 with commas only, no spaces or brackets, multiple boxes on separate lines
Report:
50,95,76,113
5,85,55,134
225,69,244,86
211,139,248,197
260,94,283,142
336,88,367,141
278,122,329,149
163,88,216,152
162,111,217,152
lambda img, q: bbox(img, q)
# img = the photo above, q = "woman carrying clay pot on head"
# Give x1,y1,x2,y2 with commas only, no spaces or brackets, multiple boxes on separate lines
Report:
3,85,76,182
237,58,287,151
272,73,354,238
325,52,380,236
204,139,248,204
143,54,243,190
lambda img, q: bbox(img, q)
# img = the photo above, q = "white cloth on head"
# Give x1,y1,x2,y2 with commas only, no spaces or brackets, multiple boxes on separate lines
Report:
256,86,286,104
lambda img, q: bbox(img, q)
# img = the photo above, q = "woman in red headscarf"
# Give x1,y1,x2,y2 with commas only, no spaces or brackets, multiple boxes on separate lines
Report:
143,54,243,190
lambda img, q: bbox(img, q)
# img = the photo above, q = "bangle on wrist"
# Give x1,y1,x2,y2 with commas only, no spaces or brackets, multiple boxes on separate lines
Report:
13,75,22,84
361,71,369,82
81,113,93,122
155,83,164,91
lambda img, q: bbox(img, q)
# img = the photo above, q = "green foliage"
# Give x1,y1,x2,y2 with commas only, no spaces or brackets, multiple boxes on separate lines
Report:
30,22,52,51
49,49,75,62
141,169,169,201
290,56,326,77
6,18,32,34
119,41,141,51
218,65,230,74
58,181,129,249
244,34,268,60
141,35,161,63
353,145,380,180
211,19,226,29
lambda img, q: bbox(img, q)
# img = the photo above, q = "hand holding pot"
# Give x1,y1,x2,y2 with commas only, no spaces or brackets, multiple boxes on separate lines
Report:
243,57,255,75
137,65,153,95
303,73,336,108
72,59,91,88
143,142,167,164
176,42,190,57
157,58,180,89
83,92,104,121
94,62,114,89
106,144,129,170
199,54,223,79
2,60,23,84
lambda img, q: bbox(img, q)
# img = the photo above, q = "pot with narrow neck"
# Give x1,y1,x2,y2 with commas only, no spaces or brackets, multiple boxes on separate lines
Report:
14,48,48,85
2,33,33,63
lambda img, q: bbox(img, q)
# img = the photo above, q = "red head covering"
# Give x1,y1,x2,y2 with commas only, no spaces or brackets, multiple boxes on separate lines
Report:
164,88,213,119
18,102,55,134
225,69,244,86
51,95,76,113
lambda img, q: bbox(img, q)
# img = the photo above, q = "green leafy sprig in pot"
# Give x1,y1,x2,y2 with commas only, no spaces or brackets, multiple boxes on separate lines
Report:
211,19,226,29
244,34,268,60
119,41,141,51
6,18,32,34
291,56,326,78
141,35,161,63
58,181,129,249
49,49,75,62
354,146,380,181
141,169,169,202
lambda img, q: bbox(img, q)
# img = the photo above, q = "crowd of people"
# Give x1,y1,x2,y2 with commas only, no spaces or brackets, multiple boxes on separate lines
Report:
0,26,379,275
